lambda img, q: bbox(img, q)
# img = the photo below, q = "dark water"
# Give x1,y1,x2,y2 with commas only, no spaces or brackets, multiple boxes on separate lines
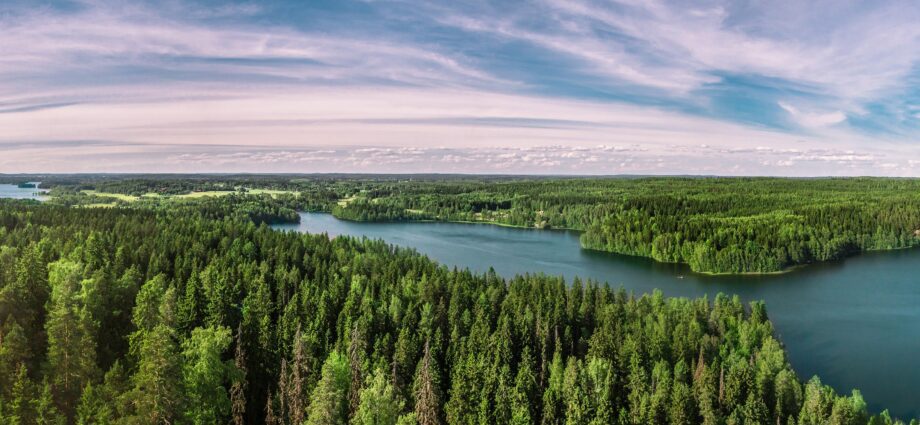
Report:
0,183,48,200
275,212,920,418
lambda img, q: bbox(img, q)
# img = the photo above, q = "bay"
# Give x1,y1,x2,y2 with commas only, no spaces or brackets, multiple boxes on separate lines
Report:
275,212,920,418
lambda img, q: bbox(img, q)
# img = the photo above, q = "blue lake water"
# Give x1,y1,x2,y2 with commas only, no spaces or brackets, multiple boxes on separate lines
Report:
0,183,48,200
275,212,920,418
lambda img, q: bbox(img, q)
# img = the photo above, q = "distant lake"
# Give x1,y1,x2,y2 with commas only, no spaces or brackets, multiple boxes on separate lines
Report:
275,212,920,419
0,183,48,200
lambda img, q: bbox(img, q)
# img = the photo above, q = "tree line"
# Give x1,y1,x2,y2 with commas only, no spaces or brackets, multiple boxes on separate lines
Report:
317,177,920,274
14,174,920,273
0,199,914,424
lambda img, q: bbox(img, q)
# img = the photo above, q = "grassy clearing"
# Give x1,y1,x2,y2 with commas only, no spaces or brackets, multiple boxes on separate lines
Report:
175,191,236,198
80,189,297,202
177,189,297,198
80,190,139,202
337,195,359,207
247,189,295,196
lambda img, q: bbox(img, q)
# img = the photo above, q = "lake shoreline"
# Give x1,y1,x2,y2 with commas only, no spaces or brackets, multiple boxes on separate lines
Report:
277,211,920,418
326,212,920,277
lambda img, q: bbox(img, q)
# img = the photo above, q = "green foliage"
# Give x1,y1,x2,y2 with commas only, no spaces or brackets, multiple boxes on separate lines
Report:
31,174,920,273
306,351,351,425
352,369,403,425
318,177,920,274
181,326,235,425
126,324,183,424
0,193,914,424
45,260,99,418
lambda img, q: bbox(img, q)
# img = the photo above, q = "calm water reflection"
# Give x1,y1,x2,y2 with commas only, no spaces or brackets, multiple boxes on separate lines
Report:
275,212,920,418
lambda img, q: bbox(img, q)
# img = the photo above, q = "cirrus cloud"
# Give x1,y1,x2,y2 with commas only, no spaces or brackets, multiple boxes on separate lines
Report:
0,0,918,175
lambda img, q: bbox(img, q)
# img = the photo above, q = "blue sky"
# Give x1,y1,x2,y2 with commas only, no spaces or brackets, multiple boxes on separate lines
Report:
1,0,919,174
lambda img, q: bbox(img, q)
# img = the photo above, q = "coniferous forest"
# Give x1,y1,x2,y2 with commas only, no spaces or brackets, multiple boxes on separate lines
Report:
24,175,920,274
321,178,920,274
0,180,916,424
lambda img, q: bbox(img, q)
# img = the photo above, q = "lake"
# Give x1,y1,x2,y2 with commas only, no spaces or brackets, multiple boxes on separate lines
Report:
275,212,920,418
0,183,48,200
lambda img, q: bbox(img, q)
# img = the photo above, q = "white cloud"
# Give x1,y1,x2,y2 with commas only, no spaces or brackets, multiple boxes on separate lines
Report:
0,1,507,90
439,0,920,103
0,0,918,175
777,102,847,128
1,84,917,175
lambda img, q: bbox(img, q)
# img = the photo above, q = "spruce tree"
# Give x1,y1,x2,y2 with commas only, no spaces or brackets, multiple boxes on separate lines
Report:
45,260,98,418
129,324,182,424
414,340,442,425
181,326,234,424
352,368,403,425
306,351,350,425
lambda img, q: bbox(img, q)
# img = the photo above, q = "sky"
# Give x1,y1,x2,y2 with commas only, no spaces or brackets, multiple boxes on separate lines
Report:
1,0,919,175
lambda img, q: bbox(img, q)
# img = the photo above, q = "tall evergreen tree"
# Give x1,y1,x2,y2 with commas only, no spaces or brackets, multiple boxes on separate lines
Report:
306,351,351,425
352,368,403,425
128,324,183,424
34,379,66,425
414,340,442,425
230,327,248,425
44,260,98,418
181,326,235,425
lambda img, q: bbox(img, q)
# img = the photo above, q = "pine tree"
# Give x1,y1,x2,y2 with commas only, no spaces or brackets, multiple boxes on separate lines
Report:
773,369,801,424
181,326,234,424
284,326,311,425
33,379,66,425
230,327,247,425
669,360,695,425
348,325,366,417
177,271,203,332
306,351,351,425
799,377,832,425
542,350,565,425
264,391,278,425
45,260,99,418
510,348,537,424
277,358,289,423
132,275,169,333
76,383,113,425
129,324,182,424
414,340,442,425
694,361,720,425
561,358,587,424
0,244,48,365
352,368,403,425
0,318,31,398
8,364,34,424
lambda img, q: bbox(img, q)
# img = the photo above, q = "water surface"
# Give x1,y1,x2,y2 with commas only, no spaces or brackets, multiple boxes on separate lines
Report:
275,212,920,418
0,183,48,200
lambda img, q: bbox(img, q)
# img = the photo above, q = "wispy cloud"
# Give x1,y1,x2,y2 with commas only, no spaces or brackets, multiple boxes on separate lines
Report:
0,1,506,90
435,0,920,101
777,102,847,128
0,0,918,174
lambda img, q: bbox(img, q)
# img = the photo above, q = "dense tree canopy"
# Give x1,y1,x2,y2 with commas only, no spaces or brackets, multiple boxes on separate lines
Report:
0,196,915,424
325,178,920,274
18,174,920,273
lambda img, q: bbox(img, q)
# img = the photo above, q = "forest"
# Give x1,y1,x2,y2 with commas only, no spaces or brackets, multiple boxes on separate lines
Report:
8,175,920,273
0,194,915,424
323,178,920,274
